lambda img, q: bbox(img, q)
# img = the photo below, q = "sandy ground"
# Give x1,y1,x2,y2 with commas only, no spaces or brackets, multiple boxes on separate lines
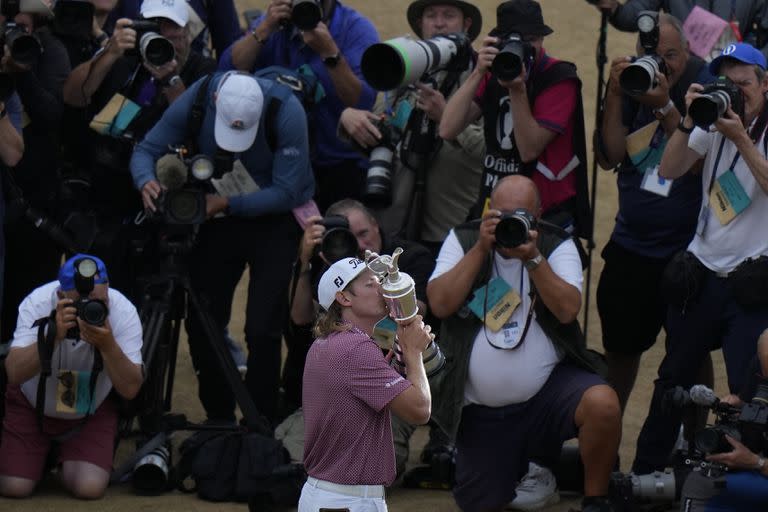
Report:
0,1,730,511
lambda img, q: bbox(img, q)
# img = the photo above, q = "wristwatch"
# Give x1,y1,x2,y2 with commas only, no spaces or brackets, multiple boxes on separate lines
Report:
524,253,544,272
677,117,695,134
755,456,766,471
653,99,675,119
322,52,342,68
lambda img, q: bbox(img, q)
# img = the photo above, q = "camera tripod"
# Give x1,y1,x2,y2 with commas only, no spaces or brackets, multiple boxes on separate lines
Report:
112,229,271,483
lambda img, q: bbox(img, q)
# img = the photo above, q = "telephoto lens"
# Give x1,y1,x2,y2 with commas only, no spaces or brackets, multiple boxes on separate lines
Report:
133,445,171,495
688,77,743,128
319,215,359,263
139,32,175,66
491,34,532,81
291,0,322,30
495,209,537,248
619,55,665,96
3,24,42,67
363,145,396,208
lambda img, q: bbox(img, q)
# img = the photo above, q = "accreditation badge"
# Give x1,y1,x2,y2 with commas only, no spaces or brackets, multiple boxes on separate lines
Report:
709,170,751,225
467,277,521,332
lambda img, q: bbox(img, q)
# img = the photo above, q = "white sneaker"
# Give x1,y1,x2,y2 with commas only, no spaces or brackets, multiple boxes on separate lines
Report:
508,462,560,511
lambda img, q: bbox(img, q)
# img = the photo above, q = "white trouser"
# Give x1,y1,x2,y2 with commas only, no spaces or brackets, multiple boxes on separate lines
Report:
298,477,388,512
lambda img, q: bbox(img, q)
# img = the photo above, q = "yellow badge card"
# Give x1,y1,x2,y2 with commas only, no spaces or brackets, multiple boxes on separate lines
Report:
468,277,521,332
709,170,751,226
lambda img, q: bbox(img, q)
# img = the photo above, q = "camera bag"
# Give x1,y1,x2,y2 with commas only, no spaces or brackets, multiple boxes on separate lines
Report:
175,428,304,505
729,256,768,309
660,251,706,313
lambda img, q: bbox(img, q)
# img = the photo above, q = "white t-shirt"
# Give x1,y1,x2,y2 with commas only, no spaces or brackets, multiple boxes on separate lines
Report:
430,230,583,407
11,281,143,419
687,128,768,273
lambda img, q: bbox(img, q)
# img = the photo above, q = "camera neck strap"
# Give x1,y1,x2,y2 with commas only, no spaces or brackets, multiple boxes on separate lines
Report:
482,255,537,351
32,311,103,441
707,102,768,195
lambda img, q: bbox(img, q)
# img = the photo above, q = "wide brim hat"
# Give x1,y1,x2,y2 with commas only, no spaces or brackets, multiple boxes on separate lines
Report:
489,0,553,38
407,0,483,43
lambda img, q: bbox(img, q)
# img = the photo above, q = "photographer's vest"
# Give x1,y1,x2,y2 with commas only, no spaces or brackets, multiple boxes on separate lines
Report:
477,57,593,241
429,220,605,441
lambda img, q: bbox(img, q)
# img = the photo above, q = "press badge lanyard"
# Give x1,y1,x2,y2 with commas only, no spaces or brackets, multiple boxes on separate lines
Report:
483,259,536,351
707,136,740,197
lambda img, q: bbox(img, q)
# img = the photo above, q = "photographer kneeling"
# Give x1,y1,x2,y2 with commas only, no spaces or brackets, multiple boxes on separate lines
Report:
678,328,768,511
0,254,143,499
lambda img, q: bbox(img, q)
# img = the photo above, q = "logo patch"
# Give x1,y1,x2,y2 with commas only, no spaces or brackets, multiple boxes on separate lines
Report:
333,276,344,288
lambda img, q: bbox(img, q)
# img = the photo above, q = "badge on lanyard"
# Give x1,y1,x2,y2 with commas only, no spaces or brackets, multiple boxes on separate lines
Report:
709,169,751,225
641,165,674,197
467,276,521,332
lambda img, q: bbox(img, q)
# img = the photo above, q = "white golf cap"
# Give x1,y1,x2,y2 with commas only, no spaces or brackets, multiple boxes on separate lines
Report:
318,257,368,310
140,0,189,27
214,72,264,153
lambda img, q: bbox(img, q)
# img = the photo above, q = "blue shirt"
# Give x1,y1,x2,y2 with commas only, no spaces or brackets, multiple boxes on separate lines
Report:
106,0,242,58
130,74,314,217
218,1,378,167
5,92,22,133
610,57,712,259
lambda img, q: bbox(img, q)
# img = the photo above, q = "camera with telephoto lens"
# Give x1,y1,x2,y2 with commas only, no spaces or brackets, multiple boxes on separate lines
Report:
491,32,536,82
290,0,322,31
688,76,745,128
128,20,175,67
316,215,359,263
0,0,44,69
619,11,668,96
52,0,94,40
362,119,402,209
152,147,217,225
66,257,110,340
495,208,537,248
361,32,472,91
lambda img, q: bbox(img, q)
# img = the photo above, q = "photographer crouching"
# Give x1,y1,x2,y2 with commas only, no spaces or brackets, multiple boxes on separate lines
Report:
677,329,768,511
0,254,143,499
633,42,768,475
130,71,314,425
299,257,433,511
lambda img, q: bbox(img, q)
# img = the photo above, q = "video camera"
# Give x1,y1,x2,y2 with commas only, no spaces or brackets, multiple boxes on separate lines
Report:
667,384,768,456
361,32,472,91
153,146,217,225
127,20,175,67
316,215,359,263
495,208,537,248
66,257,110,340
491,33,536,82
619,11,667,96
688,76,745,128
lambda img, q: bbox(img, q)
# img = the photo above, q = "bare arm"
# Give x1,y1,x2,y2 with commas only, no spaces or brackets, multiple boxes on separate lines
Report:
0,104,23,167
78,319,143,400
5,344,41,385
388,317,431,425
659,84,706,179
301,22,362,107
290,218,325,325
730,118,768,195
507,85,558,163
439,35,497,140
527,249,581,324
63,19,136,107
230,0,290,71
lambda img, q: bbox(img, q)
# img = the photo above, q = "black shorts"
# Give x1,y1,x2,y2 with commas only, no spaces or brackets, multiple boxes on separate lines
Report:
452,363,606,512
596,240,670,354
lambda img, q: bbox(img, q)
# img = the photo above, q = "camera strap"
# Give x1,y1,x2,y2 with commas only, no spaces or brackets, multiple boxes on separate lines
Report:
32,311,103,441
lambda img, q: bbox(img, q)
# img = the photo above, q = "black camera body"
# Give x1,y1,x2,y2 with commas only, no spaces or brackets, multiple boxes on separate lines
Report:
619,11,668,96
496,208,537,248
66,258,109,340
128,20,175,67
491,33,535,82
317,215,359,263
362,119,402,209
689,76,745,128
0,20,43,67
153,149,217,226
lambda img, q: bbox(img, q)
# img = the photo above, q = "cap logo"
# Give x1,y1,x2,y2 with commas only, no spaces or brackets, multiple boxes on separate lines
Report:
230,120,245,130
334,276,344,288
724,44,737,55
162,0,175,6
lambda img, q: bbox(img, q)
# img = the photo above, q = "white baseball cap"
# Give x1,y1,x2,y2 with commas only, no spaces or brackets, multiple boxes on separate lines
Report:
214,72,264,153
140,0,190,27
318,257,368,310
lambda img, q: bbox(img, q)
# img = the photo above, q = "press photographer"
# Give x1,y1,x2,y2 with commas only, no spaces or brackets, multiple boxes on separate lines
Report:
633,41,768,476
676,330,768,510
1,0,72,346
339,0,484,254
61,0,215,298
427,175,621,512
299,257,433,511
594,12,712,416
0,254,143,499
223,0,379,211
130,70,314,424
440,0,592,243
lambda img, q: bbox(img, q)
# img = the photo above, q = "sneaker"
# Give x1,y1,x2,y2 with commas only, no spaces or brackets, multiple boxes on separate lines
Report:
508,462,560,511
223,329,247,376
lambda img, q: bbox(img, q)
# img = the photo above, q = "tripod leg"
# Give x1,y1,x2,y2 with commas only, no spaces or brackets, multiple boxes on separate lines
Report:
185,283,272,435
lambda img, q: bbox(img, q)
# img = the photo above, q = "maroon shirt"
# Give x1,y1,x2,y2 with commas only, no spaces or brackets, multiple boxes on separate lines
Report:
302,326,411,485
